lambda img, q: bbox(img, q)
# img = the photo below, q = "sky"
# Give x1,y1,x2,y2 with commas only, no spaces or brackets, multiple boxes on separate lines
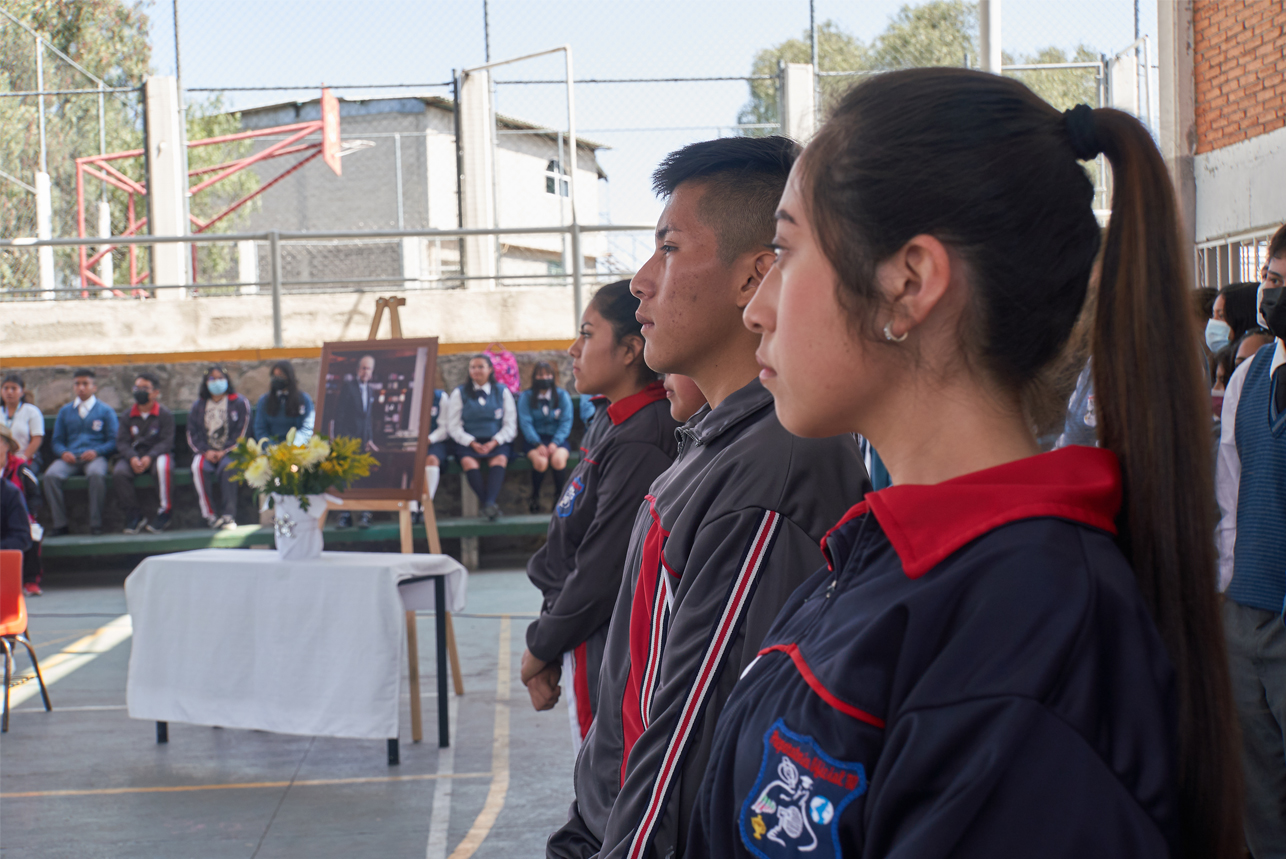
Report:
144,0,1158,243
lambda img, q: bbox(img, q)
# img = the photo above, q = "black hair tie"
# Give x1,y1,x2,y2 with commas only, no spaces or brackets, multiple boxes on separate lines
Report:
1063,104,1102,161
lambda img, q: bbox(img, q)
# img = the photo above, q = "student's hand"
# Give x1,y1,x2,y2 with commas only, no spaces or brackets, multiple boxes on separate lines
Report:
203,449,220,463
527,664,562,712
130,456,145,474
60,451,77,465
537,443,551,458
470,441,487,455
79,450,97,462
481,440,498,455
520,648,547,685
139,455,152,471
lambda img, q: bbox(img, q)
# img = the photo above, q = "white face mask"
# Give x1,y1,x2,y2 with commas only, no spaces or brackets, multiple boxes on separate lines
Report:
1205,318,1232,353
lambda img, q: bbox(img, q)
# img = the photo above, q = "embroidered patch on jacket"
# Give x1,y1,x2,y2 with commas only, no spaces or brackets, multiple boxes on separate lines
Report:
739,719,866,859
556,476,585,519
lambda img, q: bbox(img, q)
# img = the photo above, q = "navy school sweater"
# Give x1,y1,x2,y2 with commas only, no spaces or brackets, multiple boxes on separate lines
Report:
686,446,1179,859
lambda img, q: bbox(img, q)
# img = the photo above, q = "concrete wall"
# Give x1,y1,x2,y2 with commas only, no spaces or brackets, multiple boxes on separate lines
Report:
1194,123,1286,241
0,285,595,358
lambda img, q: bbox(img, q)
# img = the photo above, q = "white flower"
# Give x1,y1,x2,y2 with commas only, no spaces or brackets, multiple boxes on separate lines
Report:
245,438,262,457
300,436,331,468
285,427,297,446
244,456,272,489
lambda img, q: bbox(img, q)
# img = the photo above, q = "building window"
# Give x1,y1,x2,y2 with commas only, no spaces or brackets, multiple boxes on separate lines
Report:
545,159,569,197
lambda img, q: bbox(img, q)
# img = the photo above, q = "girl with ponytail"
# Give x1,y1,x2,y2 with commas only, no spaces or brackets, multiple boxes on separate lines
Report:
686,68,1241,859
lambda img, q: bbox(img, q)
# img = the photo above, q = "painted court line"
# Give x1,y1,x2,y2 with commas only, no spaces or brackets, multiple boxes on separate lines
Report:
446,615,513,859
8,614,133,708
426,690,462,859
1,772,490,799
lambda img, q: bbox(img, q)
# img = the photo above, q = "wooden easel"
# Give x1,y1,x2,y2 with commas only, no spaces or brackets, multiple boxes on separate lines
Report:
317,297,464,746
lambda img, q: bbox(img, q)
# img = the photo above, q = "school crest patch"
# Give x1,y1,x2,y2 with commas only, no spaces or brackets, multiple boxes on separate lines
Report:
556,476,585,518
739,719,866,859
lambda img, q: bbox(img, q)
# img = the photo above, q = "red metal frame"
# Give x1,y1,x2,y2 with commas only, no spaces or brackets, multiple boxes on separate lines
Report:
76,119,326,296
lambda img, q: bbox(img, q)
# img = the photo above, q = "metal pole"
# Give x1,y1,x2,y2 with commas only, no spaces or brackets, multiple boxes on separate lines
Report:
270,230,283,348
483,0,491,63
979,0,1002,74
810,0,820,124
36,36,47,174
394,132,404,229
452,72,466,285
565,47,581,331
173,0,183,94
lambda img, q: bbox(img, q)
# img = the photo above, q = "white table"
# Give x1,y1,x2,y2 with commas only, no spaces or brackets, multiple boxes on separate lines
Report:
125,549,467,761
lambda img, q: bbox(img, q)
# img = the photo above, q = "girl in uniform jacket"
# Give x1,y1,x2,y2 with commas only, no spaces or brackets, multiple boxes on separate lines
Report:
518,361,575,512
445,354,517,521
520,281,681,750
188,366,252,529
687,69,1241,858
253,360,315,444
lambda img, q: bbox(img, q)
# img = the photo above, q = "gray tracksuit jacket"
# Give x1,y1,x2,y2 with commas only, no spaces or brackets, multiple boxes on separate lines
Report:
547,379,869,859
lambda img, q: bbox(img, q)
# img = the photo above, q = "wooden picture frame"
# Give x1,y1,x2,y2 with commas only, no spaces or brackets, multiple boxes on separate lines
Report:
315,337,439,501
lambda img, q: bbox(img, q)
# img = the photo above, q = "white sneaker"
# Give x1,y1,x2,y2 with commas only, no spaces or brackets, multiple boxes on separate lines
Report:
218,516,239,531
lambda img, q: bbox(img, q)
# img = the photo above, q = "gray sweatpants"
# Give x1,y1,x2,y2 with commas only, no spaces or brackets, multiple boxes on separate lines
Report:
1224,597,1286,857
43,456,110,529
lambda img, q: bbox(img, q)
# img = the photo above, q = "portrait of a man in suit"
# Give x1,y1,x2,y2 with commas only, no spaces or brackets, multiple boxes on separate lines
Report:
334,355,380,451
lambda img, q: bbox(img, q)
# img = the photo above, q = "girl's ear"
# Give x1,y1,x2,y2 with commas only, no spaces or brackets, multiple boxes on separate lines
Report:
618,333,644,369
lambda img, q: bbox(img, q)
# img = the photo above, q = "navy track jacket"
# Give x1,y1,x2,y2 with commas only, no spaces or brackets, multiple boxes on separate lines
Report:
686,446,1180,859
526,382,681,737
548,379,870,859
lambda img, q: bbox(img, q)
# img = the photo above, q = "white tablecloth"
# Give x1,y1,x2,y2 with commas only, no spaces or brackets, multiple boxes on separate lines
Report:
125,549,467,740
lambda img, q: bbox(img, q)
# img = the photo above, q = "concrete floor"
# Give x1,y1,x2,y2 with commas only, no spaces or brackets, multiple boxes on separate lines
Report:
1,568,578,858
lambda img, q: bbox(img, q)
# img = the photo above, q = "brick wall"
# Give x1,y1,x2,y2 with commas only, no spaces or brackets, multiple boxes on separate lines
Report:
1193,0,1286,153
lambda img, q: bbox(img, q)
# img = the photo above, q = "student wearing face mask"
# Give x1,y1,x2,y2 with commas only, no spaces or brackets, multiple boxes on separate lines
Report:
1216,223,1286,854
188,366,252,530
112,373,176,534
253,360,315,445
1206,281,1261,354
518,361,575,513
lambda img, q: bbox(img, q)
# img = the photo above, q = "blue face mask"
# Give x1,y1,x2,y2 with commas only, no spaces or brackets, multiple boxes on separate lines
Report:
1205,318,1231,353
207,378,229,396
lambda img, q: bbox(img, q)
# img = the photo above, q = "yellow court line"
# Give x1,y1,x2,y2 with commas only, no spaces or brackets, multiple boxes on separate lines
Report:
8,615,133,709
1,772,490,799
447,616,512,859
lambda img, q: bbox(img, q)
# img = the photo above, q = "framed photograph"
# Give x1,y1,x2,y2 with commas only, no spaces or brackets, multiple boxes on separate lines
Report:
315,337,439,500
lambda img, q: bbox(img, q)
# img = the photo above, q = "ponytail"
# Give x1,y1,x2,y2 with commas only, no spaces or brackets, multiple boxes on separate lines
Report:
1091,108,1243,859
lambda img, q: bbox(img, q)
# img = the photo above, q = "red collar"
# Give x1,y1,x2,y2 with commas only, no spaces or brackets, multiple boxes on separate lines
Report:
130,402,160,418
606,381,668,426
821,446,1121,578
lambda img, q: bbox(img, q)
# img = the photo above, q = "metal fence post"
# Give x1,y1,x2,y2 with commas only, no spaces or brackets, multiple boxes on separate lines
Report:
572,221,583,331
270,230,283,348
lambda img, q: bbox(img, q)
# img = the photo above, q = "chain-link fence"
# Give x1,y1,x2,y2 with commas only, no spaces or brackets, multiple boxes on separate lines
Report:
2,0,1158,301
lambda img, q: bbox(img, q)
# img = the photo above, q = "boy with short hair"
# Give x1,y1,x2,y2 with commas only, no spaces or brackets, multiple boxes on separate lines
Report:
113,373,176,534
548,138,868,859
43,368,118,537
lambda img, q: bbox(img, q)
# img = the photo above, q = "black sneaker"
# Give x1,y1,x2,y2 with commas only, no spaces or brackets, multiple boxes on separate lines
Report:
336,512,353,529
146,511,172,533
123,514,146,535
528,497,541,514
48,526,69,538
483,504,502,521
411,510,424,525
358,511,373,530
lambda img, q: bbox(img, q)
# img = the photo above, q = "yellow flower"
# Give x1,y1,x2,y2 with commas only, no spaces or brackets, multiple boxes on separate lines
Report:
300,436,331,468
244,456,271,489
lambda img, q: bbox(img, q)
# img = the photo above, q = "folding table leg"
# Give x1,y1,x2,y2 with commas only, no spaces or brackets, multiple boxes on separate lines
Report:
406,610,423,743
435,575,450,748
156,721,168,743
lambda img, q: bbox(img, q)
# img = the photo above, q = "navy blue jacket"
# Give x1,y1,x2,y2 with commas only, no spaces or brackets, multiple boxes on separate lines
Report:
1,479,32,552
253,391,315,444
518,387,574,447
687,446,1179,859
52,399,119,459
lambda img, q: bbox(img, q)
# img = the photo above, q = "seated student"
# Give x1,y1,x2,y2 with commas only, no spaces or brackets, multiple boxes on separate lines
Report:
518,361,574,513
0,424,42,595
188,365,252,530
548,137,868,859
521,282,682,749
0,468,31,554
112,373,176,535
445,355,517,521
253,360,315,444
1,374,45,468
43,368,118,537
686,70,1239,858
412,387,451,527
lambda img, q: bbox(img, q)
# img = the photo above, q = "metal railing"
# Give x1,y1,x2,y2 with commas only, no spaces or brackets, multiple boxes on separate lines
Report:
0,223,653,346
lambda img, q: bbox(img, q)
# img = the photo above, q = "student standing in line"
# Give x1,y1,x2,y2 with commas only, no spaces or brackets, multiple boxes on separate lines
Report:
1217,223,1286,855
547,137,868,859
253,360,315,444
522,281,681,751
112,373,176,535
445,354,517,521
518,361,575,513
1,375,44,467
188,366,252,530
43,368,118,537
686,69,1241,859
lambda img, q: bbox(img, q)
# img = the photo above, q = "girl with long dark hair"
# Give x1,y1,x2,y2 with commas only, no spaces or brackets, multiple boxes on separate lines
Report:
520,280,680,749
253,360,315,444
518,360,574,512
688,68,1241,858
445,354,518,521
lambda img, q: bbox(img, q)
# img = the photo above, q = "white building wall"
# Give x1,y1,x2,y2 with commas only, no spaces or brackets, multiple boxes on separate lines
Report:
1194,124,1286,242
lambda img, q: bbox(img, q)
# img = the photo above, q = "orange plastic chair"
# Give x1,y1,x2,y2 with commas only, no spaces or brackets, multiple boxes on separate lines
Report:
1,549,50,732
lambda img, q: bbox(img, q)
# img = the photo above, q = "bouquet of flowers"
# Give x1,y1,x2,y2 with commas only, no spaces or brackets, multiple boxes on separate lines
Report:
227,429,377,513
